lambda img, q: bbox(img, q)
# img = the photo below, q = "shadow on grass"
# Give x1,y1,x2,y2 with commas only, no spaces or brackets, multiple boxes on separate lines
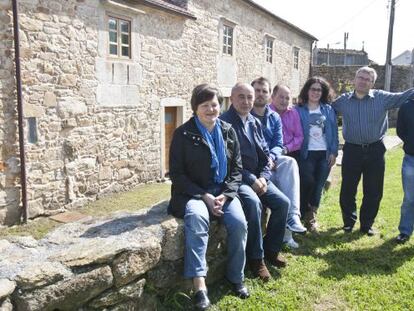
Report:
318,238,414,279
293,227,363,256
291,227,414,279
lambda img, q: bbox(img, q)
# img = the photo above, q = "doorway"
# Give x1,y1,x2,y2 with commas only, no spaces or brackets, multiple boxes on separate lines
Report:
164,106,177,174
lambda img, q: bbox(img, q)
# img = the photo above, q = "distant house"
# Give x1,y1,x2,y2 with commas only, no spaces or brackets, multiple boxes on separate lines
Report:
0,0,316,225
392,49,414,65
313,48,369,66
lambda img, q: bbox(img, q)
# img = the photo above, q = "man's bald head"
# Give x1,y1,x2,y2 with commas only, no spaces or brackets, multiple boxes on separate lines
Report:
230,82,255,117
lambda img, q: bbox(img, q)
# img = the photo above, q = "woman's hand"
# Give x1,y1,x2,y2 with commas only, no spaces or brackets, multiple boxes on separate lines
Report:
202,193,224,217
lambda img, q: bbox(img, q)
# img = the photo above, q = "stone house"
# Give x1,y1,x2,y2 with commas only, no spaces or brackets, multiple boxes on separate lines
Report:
0,0,316,225
313,47,369,66
392,49,414,66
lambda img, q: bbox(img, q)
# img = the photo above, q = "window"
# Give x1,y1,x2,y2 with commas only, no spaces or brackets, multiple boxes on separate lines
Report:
28,117,38,144
293,47,300,69
108,16,131,58
265,38,273,63
222,25,234,56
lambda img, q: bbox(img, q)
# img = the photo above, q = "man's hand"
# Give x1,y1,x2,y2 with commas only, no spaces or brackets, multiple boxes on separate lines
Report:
268,158,276,171
328,154,337,168
252,177,267,196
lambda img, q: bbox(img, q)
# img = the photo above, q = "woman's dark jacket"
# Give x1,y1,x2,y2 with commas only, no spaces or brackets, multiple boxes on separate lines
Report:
167,117,243,218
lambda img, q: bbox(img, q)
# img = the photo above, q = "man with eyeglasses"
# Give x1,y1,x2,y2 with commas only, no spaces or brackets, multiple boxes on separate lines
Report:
333,66,414,236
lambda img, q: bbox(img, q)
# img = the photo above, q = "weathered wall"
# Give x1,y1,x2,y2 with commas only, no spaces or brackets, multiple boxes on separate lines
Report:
0,202,228,310
0,0,313,225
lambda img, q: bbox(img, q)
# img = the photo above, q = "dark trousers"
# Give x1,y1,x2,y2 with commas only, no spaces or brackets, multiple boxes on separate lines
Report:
299,151,331,215
340,141,386,229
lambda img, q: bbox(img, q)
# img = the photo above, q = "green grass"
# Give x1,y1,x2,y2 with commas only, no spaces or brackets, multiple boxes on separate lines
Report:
162,147,414,310
0,182,170,240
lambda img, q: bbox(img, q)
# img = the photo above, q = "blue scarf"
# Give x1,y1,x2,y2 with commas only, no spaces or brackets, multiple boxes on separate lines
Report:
194,117,227,184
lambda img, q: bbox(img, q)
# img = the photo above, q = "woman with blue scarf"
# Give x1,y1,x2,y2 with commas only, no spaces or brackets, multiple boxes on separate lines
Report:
168,84,249,310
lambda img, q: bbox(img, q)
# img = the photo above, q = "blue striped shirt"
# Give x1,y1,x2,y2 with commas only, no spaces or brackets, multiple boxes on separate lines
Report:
332,89,414,144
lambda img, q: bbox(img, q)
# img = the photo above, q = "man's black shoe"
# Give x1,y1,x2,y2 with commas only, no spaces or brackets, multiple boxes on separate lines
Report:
360,227,376,236
230,282,250,299
343,226,353,233
396,233,410,244
194,289,211,310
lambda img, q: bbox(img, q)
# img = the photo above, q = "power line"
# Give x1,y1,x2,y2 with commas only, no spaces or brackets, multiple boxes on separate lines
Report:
319,0,383,40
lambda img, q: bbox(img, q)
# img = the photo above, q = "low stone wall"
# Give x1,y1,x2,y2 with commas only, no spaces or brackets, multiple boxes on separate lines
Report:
0,201,227,310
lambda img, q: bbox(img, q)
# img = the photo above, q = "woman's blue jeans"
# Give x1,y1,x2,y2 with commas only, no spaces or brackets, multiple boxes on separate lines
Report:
183,195,247,284
299,151,331,214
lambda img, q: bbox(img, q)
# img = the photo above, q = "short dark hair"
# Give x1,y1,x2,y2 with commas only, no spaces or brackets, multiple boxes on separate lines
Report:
190,84,223,113
298,76,334,106
251,77,271,93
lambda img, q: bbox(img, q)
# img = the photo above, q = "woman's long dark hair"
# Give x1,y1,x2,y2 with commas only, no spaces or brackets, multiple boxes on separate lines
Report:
298,76,334,106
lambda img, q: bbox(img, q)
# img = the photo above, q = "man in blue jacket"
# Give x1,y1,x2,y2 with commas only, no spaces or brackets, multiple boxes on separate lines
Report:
395,98,414,243
251,77,306,247
221,83,289,282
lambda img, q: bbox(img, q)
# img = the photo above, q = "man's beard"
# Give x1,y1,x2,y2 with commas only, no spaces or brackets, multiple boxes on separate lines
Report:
254,98,267,107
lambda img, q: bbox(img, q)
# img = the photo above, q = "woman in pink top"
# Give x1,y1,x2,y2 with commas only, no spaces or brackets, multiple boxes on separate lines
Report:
270,84,304,162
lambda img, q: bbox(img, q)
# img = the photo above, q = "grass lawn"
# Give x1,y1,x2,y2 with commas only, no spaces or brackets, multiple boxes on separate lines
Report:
163,146,414,310
0,182,171,239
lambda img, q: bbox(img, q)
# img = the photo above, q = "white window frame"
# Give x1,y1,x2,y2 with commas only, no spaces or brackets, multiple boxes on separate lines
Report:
107,14,132,59
265,37,274,63
293,47,300,69
222,24,234,56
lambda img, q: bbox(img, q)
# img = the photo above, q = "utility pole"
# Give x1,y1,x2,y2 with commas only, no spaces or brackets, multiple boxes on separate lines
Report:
344,32,349,66
384,0,396,91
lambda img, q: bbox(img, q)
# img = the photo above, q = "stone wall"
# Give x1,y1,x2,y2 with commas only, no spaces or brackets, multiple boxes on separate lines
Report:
0,201,229,310
0,0,314,225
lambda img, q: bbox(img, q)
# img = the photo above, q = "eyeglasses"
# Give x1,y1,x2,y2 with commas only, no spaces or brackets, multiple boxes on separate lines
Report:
309,87,322,93
356,76,373,82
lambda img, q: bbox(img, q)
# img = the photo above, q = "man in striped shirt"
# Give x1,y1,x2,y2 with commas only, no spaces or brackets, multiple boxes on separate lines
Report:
333,66,414,236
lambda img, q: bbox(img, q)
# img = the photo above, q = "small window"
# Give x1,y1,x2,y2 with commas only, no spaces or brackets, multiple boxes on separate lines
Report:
28,117,38,144
108,16,131,58
293,47,300,69
222,25,234,56
265,38,273,63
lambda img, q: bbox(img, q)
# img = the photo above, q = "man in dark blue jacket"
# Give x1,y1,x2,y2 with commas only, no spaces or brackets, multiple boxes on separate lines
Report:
220,83,289,282
395,98,414,243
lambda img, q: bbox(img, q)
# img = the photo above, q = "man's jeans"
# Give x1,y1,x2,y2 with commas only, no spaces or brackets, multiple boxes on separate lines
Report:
238,181,289,259
398,154,414,236
183,196,247,284
299,151,331,214
270,155,301,218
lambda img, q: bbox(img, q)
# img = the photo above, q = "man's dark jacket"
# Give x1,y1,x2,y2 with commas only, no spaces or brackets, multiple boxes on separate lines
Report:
168,117,242,218
397,98,414,156
220,105,272,186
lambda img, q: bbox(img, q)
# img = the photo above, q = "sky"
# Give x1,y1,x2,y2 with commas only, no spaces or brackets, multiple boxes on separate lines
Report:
252,0,413,64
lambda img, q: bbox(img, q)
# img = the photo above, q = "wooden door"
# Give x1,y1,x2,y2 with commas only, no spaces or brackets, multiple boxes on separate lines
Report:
165,107,177,174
